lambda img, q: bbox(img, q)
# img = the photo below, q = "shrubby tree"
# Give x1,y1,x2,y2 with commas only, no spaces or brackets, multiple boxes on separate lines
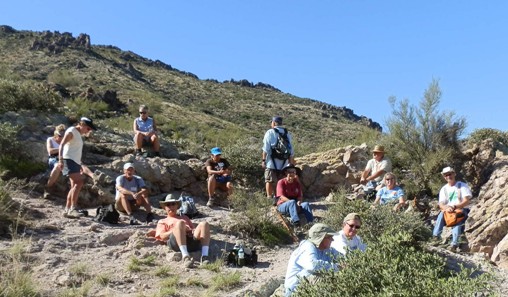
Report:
385,79,466,195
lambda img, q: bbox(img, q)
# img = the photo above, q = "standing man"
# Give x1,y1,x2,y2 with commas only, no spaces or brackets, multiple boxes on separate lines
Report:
262,116,295,199
432,167,472,252
133,104,160,157
360,145,392,191
115,162,154,225
156,194,211,268
284,223,339,296
58,117,97,218
205,147,233,207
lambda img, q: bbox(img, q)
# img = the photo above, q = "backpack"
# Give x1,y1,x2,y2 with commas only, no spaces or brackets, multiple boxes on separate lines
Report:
271,128,291,161
94,204,120,224
177,194,200,218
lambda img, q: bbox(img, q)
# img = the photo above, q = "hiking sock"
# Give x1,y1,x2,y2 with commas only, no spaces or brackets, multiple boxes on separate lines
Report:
201,246,209,257
179,245,190,258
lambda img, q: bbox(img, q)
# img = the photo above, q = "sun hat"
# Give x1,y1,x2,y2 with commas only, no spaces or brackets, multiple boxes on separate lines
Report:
123,163,135,170
272,116,283,125
283,164,301,175
372,145,385,153
159,193,182,208
80,117,97,130
308,223,339,246
210,147,222,155
343,213,362,225
441,167,455,175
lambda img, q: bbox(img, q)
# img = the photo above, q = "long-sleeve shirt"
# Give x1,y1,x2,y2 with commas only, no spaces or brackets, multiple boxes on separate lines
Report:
284,240,338,296
330,230,367,257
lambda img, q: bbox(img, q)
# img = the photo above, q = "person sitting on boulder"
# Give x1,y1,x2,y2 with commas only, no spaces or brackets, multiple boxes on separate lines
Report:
372,172,406,211
360,145,392,192
205,147,233,207
276,164,313,226
330,213,367,257
284,223,339,296
46,124,66,187
115,162,154,225
432,167,472,252
133,104,160,157
155,194,211,268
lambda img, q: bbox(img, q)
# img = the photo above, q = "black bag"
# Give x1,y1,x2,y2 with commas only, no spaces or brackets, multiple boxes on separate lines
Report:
271,128,291,160
225,246,258,267
94,204,120,224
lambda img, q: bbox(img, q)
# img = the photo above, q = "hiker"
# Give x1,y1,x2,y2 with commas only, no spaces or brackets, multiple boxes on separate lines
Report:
205,147,233,207
284,223,339,296
155,194,211,268
133,104,160,157
330,213,367,257
46,124,66,187
115,162,154,225
57,117,96,218
262,116,295,199
372,172,406,211
360,145,392,191
432,167,472,252
276,165,313,226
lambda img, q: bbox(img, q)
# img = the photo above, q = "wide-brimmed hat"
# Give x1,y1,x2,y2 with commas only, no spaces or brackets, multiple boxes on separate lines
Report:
283,164,301,175
80,117,97,130
308,223,339,246
343,212,362,225
441,167,455,175
372,145,385,153
159,193,182,208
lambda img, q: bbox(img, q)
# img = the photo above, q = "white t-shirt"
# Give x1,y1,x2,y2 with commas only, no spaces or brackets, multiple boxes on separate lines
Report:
62,126,83,164
438,181,472,206
330,230,366,257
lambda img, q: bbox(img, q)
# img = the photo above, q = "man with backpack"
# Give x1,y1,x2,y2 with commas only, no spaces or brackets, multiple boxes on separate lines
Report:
115,162,154,225
262,116,295,199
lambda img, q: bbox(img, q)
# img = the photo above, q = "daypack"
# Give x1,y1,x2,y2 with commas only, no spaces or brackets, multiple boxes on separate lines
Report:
444,209,466,227
177,195,200,219
94,204,120,224
271,128,291,161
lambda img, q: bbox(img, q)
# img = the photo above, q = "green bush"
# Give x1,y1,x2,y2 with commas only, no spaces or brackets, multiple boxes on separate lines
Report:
229,190,293,247
65,98,109,119
222,138,264,189
47,69,80,88
467,128,508,146
0,78,62,113
294,232,493,297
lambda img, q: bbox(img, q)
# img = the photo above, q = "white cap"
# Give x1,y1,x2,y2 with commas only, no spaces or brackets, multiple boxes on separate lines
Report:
123,163,134,170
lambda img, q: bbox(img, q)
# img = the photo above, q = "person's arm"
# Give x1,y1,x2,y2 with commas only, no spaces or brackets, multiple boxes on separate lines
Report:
133,119,140,134
206,165,224,176
46,138,57,155
57,131,73,168
360,162,371,183
297,243,338,272
276,180,290,202
296,181,303,205
155,220,172,241
116,177,136,197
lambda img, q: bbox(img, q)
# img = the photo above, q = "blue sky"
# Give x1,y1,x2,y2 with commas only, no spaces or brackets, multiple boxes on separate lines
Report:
2,1,507,135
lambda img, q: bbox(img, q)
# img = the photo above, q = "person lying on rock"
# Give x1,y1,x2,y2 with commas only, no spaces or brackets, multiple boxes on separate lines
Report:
205,147,233,207
372,172,406,211
155,194,211,268
330,213,367,257
432,167,472,252
284,223,339,296
115,162,154,225
276,164,313,226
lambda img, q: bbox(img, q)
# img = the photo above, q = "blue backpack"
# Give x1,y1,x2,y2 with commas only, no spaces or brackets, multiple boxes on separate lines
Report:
177,194,200,218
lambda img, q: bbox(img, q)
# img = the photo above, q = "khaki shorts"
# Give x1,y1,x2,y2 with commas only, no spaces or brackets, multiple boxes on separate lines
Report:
264,169,284,184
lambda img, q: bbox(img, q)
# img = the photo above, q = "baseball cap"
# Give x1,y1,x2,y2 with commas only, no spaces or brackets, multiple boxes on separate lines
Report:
308,223,339,246
210,147,222,155
80,117,97,130
441,167,455,175
272,116,283,125
123,162,135,170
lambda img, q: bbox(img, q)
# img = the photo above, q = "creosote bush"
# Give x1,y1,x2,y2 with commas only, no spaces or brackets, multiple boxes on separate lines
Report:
0,78,62,113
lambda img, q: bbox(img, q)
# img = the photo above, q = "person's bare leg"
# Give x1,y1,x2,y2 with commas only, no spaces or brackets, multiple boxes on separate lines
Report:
134,133,143,150
140,194,152,213
172,220,188,246
266,182,275,198
67,173,84,209
207,177,216,198
47,166,62,187
151,135,160,152
194,222,210,245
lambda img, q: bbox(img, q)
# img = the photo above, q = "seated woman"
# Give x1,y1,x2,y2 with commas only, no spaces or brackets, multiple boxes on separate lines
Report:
46,124,66,187
373,172,406,211
276,165,313,226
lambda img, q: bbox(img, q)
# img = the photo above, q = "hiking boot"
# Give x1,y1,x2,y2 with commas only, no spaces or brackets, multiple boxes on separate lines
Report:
63,209,69,218
146,212,155,223
136,150,143,156
154,152,161,157
182,256,194,268
200,256,210,266
67,209,81,219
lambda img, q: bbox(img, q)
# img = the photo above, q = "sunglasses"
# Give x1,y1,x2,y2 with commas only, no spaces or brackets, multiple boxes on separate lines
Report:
444,173,453,177
139,111,147,114
346,223,361,229
167,202,178,206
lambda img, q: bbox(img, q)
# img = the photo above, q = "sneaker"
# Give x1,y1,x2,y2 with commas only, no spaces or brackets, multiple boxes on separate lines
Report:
206,198,216,207
67,209,81,219
63,209,69,218
182,256,194,268
146,212,155,223
129,215,140,225
200,256,210,266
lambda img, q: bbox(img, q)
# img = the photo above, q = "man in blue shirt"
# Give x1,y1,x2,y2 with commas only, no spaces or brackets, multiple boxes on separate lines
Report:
133,104,160,157
262,116,295,200
284,223,339,296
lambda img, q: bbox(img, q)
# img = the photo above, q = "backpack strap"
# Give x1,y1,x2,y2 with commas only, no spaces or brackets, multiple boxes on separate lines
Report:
271,127,289,171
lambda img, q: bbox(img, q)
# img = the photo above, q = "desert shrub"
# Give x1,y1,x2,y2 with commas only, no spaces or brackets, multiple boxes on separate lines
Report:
294,232,493,297
47,69,80,88
322,192,431,245
385,79,466,196
65,98,109,119
229,190,293,247
0,78,62,113
467,128,508,146
222,138,264,189
0,241,41,297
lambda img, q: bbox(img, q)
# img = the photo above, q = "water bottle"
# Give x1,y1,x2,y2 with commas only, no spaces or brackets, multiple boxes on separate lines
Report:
237,245,245,267
251,248,258,266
